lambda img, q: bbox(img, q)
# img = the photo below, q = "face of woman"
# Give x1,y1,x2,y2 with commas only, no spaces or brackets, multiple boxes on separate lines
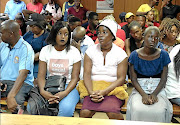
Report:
56,27,69,46
166,25,178,41
97,26,114,48
30,25,43,35
130,26,142,40
147,11,154,22
144,30,159,49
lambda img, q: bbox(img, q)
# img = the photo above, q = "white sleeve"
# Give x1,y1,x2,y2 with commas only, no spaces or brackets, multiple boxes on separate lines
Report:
85,45,94,59
39,46,48,63
117,49,128,64
72,47,81,64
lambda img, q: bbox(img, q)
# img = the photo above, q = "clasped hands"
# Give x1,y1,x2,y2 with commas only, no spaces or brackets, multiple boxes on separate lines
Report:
142,94,158,105
89,90,106,103
41,90,67,104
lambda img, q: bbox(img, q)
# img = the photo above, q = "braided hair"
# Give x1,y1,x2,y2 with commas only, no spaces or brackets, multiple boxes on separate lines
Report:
159,18,180,39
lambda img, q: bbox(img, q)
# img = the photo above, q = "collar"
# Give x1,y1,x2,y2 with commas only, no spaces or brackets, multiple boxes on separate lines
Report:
68,2,74,6
6,37,24,49
97,43,114,53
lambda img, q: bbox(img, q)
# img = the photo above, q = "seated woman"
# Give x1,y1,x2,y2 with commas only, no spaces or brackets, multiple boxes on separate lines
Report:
125,21,144,57
23,13,49,81
78,19,128,120
165,44,180,106
126,26,173,123
38,21,81,116
146,10,160,27
159,18,180,53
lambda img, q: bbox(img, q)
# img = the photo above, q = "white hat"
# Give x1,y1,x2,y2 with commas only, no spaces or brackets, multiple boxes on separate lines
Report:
98,19,118,40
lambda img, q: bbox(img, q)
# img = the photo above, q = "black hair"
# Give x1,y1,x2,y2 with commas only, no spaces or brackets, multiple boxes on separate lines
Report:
129,21,141,30
136,14,146,20
68,16,81,24
174,49,180,81
88,12,98,20
46,21,71,52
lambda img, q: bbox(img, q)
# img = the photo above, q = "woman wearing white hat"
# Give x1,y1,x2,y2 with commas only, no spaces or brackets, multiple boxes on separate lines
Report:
77,19,128,119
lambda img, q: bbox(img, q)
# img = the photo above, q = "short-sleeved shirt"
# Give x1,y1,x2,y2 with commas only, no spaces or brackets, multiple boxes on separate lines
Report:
79,35,94,80
162,5,180,19
86,25,97,42
23,31,48,53
4,0,26,20
23,31,49,78
0,37,34,86
62,2,83,21
68,7,87,21
40,3,62,22
27,2,43,14
137,4,159,22
165,44,180,99
128,50,170,78
39,45,81,84
86,43,128,82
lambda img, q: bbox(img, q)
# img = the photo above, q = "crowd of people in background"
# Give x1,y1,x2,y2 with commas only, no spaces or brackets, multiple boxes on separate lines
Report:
0,0,180,123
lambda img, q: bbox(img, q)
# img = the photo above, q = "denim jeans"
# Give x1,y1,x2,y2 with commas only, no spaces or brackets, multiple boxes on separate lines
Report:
58,84,80,117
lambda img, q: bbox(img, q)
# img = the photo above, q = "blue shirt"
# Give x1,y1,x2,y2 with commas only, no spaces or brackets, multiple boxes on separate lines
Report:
23,31,49,78
4,0,26,20
0,37,34,86
128,50,170,77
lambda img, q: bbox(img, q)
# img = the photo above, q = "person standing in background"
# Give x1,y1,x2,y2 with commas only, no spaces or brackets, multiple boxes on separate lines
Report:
40,0,62,23
27,0,43,14
4,0,26,20
68,0,87,22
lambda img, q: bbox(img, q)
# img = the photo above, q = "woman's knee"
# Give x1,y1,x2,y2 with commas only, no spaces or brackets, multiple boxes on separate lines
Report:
106,112,124,120
58,103,76,117
80,109,95,118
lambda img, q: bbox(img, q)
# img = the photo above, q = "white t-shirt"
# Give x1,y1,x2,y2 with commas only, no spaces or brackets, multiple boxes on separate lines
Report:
39,45,81,84
85,43,127,82
165,44,180,99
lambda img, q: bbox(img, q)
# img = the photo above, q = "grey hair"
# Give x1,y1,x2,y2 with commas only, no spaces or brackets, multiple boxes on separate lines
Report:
144,26,160,37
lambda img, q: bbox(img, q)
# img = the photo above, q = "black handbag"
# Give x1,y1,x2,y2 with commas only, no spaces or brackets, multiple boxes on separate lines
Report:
44,75,66,95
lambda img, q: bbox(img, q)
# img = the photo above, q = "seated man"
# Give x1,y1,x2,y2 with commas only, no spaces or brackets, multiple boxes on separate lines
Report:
0,20,34,113
4,0,26,20
71,26,94,80
86,12,99,42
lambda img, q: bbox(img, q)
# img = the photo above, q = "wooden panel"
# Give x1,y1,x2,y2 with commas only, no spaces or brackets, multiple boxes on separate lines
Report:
81,0,96,12
1,0,179,21
124,0,148,15
114,0,125,24
1,113,176,125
